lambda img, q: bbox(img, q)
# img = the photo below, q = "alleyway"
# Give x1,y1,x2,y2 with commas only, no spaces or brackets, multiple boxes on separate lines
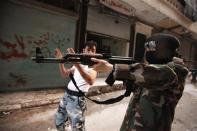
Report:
0,0,197,131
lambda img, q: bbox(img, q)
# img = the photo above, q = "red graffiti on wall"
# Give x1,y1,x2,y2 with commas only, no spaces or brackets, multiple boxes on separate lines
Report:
0,34,28,60
0,32,70,60
0,32,55,60
33,32,51,46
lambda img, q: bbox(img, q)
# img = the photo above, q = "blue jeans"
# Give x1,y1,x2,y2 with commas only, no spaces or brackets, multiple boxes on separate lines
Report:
55,92,87,131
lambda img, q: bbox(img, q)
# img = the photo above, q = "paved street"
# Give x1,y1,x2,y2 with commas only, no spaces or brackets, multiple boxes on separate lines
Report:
0,83,196,131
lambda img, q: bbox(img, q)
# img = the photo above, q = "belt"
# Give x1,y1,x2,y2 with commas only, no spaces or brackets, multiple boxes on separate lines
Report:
66,88,84,97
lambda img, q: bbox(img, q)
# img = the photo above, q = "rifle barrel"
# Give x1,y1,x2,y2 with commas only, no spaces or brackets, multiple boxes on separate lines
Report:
32,57,83,63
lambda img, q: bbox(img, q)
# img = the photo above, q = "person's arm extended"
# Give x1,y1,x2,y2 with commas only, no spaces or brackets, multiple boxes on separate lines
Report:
75,64,97,85
91,58,113,73
114,63,178,90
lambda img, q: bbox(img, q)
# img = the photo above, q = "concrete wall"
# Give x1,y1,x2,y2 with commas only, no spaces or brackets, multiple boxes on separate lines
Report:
87,7,131,40
135,22,153,38
0,1,77,91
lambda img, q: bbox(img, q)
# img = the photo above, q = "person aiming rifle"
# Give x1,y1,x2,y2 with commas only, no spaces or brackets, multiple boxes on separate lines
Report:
91,33,189,131
54,41,97,131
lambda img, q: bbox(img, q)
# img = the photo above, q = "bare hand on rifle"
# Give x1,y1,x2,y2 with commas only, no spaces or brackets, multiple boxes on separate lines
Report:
91,58,113,73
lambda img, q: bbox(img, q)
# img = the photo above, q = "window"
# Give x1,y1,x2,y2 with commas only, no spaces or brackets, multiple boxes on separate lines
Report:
87,32,129,57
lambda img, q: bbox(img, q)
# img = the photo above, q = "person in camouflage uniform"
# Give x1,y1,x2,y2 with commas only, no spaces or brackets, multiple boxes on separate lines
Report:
91,33,188,131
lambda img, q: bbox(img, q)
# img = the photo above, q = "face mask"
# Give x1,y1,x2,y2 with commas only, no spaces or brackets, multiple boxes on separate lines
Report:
145,51,172,64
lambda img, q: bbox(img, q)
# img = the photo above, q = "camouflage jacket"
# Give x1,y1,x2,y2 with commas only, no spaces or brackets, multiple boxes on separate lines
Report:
120,62,188,131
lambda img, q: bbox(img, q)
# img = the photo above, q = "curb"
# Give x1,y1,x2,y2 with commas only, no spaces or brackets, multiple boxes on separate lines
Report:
0,84,124,112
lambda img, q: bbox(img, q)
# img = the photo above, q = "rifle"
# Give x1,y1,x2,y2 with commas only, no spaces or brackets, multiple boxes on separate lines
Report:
32,47,135,65
31,47,136,104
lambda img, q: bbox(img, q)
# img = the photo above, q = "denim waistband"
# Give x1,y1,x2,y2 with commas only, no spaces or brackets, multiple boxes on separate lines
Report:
66,88,84,97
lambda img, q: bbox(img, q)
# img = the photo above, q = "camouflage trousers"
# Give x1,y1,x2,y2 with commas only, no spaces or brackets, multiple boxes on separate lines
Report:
55,92,87,131
120,96,172,131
